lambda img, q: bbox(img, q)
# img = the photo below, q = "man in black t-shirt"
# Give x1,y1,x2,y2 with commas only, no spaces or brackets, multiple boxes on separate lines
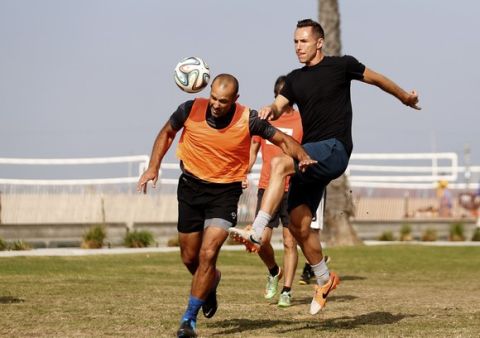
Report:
229,19,420,315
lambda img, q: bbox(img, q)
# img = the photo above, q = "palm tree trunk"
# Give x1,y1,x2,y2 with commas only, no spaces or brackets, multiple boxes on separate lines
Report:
319,0,362,246
318,0,342,56
323,174,362,245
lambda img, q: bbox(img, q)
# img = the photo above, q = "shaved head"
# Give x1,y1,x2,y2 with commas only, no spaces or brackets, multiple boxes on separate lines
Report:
211,73,239,96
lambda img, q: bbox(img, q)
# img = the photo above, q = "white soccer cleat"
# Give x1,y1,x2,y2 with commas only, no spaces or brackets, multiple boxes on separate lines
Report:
228,226,261,253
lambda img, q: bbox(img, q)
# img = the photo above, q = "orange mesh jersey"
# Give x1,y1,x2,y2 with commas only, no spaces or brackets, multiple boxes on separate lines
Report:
253,108,303,190
176,98,251,183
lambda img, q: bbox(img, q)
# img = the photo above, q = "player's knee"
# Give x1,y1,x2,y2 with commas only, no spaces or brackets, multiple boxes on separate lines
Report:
290,225,309,242
181,253,198,274
283,238,297,252
199,246,217,264
271,155,292,177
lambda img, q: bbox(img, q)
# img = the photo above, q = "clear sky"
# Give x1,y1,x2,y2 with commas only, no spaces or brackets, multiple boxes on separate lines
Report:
1,0,479,178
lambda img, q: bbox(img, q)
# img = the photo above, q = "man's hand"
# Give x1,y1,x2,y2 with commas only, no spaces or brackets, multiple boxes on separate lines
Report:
137,168,159,194
242,177,249,189
298,156,317,173
258,105,275,120
403,90,421,110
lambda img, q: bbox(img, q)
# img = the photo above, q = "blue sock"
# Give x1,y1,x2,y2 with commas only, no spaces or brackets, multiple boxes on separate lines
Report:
181,295,205,323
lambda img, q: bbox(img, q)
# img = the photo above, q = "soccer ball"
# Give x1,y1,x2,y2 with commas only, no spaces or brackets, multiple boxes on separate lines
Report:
174,56,210,93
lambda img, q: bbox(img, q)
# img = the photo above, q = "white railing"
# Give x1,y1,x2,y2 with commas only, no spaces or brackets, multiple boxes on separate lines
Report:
0,152,479,190
347,152,478,190
0,155,149,186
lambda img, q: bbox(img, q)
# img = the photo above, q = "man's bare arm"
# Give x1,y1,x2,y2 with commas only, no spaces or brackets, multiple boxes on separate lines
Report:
268,129,316,172
258,94,291,120
137,121,178,193
362,67,421,110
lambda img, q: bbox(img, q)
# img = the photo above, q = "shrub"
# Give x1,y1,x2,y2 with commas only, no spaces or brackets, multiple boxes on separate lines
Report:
167,236,179,247
81,225,106,249
10,240,31,251
0,237,8,251
471,227,480,241
124,230,155,248
378,231,395,241
399,223,413,241
422,228,437,242
449,222,465,241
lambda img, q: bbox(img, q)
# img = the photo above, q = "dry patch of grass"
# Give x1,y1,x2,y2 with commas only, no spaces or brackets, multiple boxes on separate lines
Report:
0,246,479,337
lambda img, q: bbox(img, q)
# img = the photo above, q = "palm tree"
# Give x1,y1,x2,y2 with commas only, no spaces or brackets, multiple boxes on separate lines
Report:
318,0,362,245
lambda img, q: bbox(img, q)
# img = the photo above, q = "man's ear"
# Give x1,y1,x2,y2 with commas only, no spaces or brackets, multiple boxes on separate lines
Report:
317,37,324,50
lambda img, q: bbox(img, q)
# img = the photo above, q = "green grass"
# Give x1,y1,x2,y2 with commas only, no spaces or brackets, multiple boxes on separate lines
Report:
1,246,480,337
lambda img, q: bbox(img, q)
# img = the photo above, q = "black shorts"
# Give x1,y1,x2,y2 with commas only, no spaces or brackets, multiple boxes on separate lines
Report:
177,173,243,233
255,188,289,228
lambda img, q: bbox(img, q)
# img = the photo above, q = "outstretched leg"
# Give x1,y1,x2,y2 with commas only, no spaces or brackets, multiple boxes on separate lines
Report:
229,154,295,251
253,155,296,238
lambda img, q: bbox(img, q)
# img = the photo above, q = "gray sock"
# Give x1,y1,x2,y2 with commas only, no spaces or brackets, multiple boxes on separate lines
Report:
252,210,271,239
310,257,330,285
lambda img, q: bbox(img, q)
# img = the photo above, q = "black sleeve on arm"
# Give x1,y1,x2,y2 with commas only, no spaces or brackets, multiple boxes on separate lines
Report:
279,73,295,104
248,110,277,139
169,100,194,131
345,55,366,81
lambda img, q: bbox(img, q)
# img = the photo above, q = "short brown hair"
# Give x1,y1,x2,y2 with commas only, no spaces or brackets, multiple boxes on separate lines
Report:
297,19,324,39
274,75,286,97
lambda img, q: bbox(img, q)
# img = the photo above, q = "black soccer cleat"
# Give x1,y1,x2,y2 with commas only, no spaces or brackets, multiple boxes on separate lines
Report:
202,270,221,318
299,263,314,285
299,256,330,285
177,319,197,338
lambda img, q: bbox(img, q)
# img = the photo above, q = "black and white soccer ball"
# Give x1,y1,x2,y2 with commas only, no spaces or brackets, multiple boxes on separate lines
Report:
174,56,210,93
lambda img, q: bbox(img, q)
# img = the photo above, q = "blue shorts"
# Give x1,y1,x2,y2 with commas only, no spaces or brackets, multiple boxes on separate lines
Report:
287,138,349,216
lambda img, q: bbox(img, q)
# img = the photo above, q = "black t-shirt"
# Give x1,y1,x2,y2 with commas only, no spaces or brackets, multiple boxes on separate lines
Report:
169,100,277,139
280,55,365,154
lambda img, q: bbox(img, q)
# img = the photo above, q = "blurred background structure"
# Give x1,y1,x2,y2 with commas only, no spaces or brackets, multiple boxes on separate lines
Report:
1,151,479,247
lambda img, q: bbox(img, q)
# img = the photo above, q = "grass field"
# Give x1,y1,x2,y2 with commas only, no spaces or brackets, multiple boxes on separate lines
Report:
1,245,480,337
